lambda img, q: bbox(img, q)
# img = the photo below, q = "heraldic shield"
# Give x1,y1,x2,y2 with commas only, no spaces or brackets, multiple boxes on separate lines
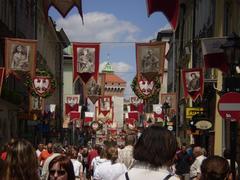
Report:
32,76,51,97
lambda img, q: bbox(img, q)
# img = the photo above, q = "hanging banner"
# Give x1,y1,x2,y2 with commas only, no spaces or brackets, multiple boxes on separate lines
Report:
182,68,204,102
70,111,80,121
152,104,164,119
98,96,112,116
136,42,165,81
29,95,44,112
43,0,83,23
87,77,101,104
160,93,177,117
64,94,80,115
5,38,37,77
201,37,228,73
73,43,100,84
0,68,5,95
146,0,179,30
130,96,144,113
84,111,94,124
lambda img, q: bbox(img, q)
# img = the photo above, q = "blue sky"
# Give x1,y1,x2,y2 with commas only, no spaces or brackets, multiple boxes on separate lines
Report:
49,0,170,97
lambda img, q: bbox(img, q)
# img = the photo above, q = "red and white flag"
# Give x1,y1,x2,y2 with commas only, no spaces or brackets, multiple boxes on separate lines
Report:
201,37,228,73
73,43,100,83
84,112,94,123
64,95,80,115
146,0,179,30
182,68,204,102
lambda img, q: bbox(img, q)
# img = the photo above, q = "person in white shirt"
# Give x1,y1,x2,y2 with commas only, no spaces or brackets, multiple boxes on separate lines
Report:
36,143,44,158
117,126,180,180
190,146,206,179
70,147,83,180
91,146,107,173
93,146,127,180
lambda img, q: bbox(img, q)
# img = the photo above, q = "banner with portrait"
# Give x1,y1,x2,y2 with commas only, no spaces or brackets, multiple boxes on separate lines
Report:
182,68,204,102
87,77,101,104
0,68,5,95
5,38,37,77
136,42,165,81
152,104,164,119
73,43,100,84
98,96,112,116
160,93,177,117
64,94,80,115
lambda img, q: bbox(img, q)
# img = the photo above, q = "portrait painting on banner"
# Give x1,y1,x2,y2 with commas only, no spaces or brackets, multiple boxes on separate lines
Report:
160,93,177,116
185,71,201,92
100,97,111,112
5,38,36,76
136,42,165,78
77,48,95,73
29,96,44,111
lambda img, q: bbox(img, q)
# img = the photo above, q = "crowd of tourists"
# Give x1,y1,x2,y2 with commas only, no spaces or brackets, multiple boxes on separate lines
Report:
0,125,238,180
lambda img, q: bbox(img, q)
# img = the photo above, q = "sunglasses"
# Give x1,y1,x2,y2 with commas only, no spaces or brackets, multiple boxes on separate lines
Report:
49,170,66,176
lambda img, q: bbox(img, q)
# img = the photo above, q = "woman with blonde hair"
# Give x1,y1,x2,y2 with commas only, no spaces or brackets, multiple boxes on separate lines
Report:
1,139,40,180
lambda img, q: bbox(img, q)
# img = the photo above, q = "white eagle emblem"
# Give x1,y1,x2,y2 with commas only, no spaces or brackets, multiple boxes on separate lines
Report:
138,80,154,95
33,76,51,96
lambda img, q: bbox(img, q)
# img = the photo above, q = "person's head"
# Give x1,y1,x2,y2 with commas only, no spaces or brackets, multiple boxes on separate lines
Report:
48,155,75,180
52,143,64,154
47,142,53,153
125,135,135,146
106,146,118,164
38,143,44,151
2,139,39,180
191,73,197,79
133,125,177,167
181,143,187,152
223,148,231,159
200,155,231,180
193,146,203,158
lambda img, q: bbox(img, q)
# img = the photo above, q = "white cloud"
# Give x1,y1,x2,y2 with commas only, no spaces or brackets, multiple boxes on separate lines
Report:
56,12,140,42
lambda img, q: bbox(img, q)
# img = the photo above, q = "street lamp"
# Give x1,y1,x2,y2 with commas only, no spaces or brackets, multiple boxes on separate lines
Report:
220,32,240,180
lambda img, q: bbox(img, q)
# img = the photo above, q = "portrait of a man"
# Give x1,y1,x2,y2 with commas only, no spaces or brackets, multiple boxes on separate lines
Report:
11,44,30,71
77,48,95,73
186,72,200,92
141,48,160,73
100,97,110,111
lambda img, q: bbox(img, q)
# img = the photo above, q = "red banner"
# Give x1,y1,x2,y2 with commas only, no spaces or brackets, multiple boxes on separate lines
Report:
43,0,83,23
182,68,204,102
146,0,179,30
70,111,80,121
64,95,80,115
98,96,112,116
5,38,37,78
73,43,100,84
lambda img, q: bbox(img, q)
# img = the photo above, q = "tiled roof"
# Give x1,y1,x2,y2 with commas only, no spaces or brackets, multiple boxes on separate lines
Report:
105,73,126,83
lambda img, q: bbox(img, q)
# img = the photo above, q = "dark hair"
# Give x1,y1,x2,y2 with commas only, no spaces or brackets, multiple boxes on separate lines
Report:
48,155,75,180
133,125,177,167
2,139,40,180
223,149,231,159
200,155,230,180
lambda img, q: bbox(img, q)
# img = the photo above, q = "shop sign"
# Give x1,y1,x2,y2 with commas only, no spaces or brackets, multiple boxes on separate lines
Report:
185,107,204,119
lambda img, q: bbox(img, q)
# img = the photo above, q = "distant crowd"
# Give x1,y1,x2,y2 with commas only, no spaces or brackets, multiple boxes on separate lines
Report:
0,125,238,180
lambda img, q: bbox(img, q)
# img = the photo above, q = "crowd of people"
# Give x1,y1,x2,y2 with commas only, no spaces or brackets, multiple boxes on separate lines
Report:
0,125,238,180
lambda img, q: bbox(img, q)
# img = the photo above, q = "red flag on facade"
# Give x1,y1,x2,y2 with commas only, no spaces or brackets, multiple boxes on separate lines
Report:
201,37,228,73
98,96,111,116
43,0,84,23
182,68,204,102
146,0,179,30
73,43,100,84
128,112,139,121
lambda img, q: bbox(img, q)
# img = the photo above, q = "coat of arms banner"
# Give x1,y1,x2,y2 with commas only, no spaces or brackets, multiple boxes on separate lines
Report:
73,43,100,84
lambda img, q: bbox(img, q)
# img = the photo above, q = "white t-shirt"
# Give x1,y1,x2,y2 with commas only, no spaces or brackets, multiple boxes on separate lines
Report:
190,155,206,178
116,165,180,180
71,159,83,177
94,160,127,180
